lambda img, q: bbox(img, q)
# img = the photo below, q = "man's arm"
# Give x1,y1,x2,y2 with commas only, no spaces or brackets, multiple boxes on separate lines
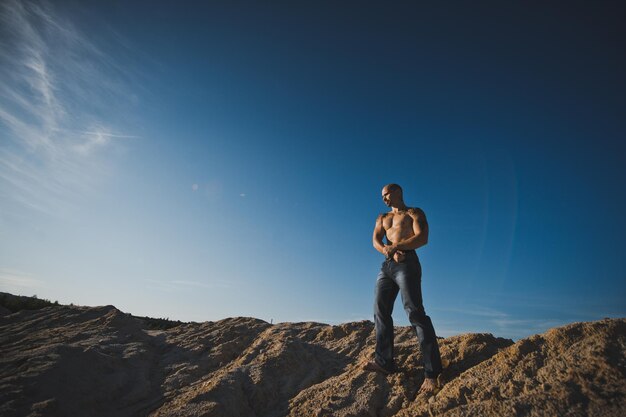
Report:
393,208,429,251
373,214,394,257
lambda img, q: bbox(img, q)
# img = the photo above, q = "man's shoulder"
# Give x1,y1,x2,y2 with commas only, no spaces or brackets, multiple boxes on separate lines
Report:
407,207,427,218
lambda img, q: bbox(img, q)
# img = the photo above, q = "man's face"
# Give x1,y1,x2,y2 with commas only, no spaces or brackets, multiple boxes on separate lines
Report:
381,187,396,207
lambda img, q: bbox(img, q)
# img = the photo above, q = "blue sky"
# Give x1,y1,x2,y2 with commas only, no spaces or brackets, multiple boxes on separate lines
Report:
1,0,624,340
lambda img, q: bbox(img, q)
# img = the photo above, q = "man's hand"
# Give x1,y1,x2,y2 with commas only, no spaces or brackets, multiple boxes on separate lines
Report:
383,245,397,258
393,251,406,262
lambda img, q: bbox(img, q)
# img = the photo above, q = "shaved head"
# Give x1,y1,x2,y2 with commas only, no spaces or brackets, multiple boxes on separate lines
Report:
381,183,405,208
384,183,403,195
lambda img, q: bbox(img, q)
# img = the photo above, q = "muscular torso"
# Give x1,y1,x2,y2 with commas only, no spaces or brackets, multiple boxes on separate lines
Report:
381,209,417,244
374,207,427,261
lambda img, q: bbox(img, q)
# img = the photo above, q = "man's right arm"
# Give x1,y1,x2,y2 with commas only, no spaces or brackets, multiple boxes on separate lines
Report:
373,214,391,257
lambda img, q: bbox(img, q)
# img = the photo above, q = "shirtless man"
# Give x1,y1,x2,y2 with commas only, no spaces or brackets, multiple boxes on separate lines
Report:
363,183,443,395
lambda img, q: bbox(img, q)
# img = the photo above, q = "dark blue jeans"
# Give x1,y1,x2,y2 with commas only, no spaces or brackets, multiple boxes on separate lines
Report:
374,251,442,378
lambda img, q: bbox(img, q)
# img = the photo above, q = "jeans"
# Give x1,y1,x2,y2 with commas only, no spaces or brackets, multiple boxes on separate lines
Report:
373,251,443,378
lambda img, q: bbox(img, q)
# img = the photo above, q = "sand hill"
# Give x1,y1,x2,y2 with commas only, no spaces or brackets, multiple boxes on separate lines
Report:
1,295,624,416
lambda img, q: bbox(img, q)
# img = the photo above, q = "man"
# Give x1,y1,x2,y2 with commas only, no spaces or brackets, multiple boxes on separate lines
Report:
363,183,443,395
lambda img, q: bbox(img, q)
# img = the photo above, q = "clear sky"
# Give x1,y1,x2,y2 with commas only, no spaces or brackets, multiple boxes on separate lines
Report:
1,0,624,340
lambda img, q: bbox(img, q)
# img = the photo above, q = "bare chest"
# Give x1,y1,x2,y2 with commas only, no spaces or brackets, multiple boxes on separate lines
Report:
382,212,414,234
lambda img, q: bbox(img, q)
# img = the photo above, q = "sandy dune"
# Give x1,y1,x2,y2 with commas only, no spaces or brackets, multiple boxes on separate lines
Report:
1,297,624,416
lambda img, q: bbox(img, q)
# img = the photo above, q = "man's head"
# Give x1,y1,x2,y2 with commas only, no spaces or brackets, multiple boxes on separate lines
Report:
381,183,404,207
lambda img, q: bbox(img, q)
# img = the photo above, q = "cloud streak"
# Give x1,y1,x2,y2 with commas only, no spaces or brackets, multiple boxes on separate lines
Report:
432,305,574,340
0,268,43,290
143,278,233,292
0,0,138,218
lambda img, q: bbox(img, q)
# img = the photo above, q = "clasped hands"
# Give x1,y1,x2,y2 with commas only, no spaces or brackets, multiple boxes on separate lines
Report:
383,244,405,262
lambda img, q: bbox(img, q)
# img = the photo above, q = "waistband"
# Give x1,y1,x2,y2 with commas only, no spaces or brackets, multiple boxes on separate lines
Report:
386,249,418,261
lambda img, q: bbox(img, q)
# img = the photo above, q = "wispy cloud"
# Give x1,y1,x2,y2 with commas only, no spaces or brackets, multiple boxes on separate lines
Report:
170,279,232,289
0,268,43,290
143,278,232,292
0,0,139,218
431,305,574,340
491,317,568,336
433,305,509,319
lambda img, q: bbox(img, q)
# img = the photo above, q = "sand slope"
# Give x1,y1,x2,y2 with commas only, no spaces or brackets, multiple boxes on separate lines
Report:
1,301,624,416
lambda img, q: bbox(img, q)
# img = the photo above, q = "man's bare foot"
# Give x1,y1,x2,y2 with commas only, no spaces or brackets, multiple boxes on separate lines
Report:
418,377,437,395
362,360,392,375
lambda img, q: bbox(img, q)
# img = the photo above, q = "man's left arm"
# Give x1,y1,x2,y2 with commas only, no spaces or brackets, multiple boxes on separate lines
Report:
394,208,429,251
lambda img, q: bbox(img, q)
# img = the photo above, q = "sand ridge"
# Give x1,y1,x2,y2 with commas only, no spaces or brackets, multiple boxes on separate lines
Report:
1,298,624,416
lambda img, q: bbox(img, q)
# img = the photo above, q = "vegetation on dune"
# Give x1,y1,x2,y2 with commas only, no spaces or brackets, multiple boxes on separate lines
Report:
0,292,60,313
133,315,184,330
0,292,184,329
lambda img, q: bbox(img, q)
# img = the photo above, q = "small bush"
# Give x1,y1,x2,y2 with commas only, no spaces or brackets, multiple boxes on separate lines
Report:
134,315,184,330
0,293,62,313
